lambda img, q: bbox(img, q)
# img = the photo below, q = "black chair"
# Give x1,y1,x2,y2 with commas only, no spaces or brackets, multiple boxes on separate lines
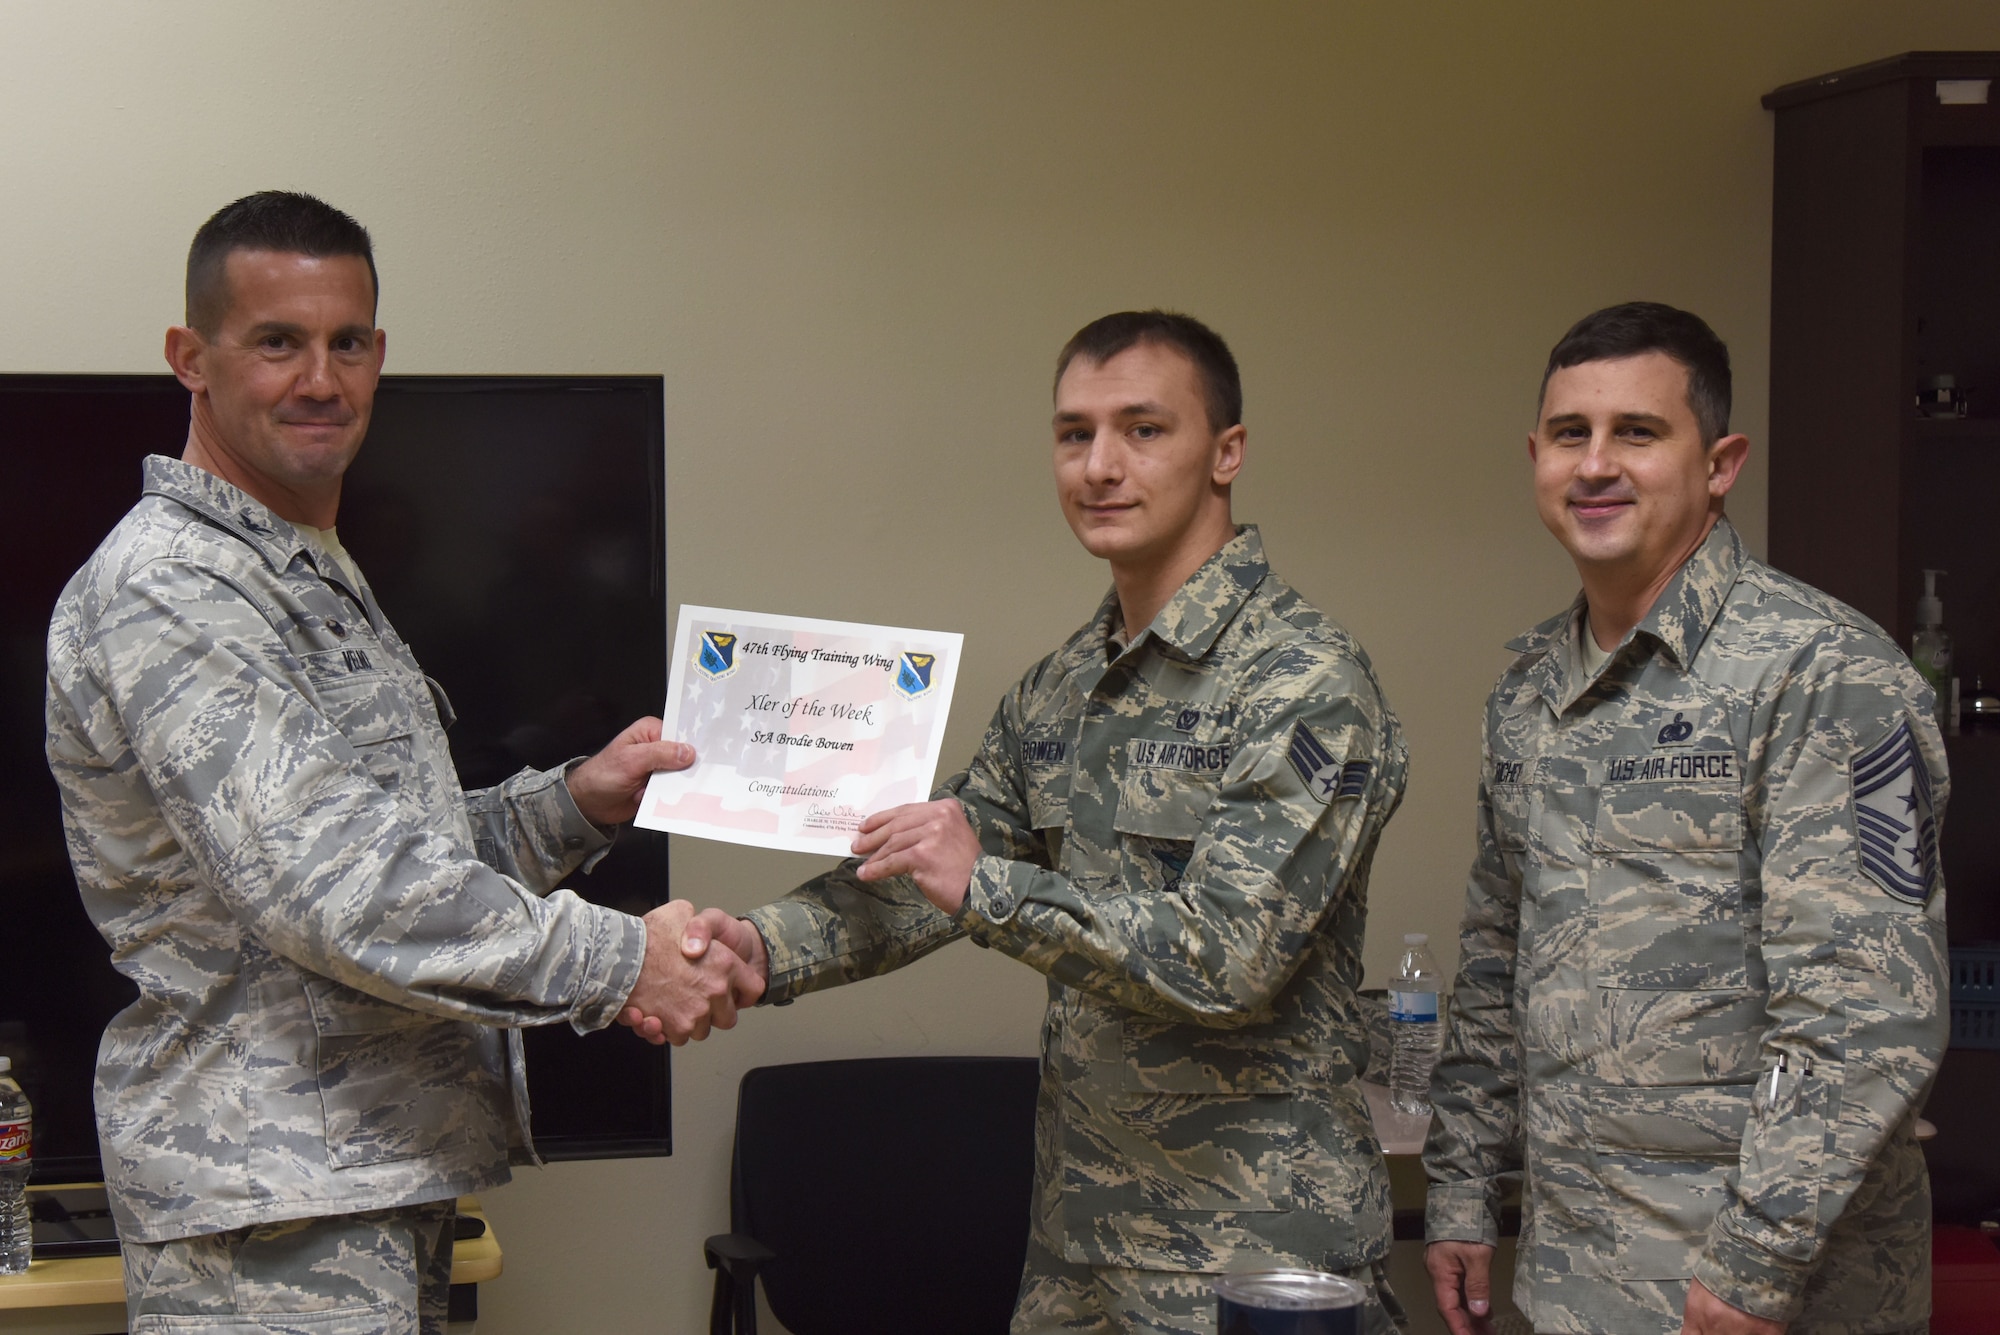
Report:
704,1055,1040,1335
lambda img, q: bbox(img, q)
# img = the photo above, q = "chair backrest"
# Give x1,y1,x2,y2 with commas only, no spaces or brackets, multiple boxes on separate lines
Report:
729,1055,1040,1335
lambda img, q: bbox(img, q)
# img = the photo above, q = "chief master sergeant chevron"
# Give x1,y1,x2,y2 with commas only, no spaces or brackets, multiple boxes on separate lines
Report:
43,191,759,1335
1422,303,1948,1335
670,310,1411,1333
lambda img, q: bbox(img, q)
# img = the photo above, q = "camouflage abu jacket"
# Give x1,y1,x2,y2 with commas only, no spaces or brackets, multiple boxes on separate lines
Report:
1424,518,1949,1334
745,526,1408,1272
45,456,648,1244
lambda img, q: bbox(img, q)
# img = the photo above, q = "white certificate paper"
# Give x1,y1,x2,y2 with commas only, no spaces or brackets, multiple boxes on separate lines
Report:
634,606,964,855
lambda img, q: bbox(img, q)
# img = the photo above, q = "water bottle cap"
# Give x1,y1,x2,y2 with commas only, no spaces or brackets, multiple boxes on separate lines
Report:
1403,933,1427,945
0,1056,9,1073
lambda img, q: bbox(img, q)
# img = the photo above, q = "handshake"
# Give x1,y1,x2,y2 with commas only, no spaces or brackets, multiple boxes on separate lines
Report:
607,792,984,1045
615,901,770,1046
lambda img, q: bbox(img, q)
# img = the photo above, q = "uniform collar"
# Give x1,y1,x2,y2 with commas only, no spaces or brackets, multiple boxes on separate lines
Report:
1120,524,1269,664
1054,525,1269,685
1632,515,1743,670
142,454,310,574
1507,516,1744,714
147,454,386,627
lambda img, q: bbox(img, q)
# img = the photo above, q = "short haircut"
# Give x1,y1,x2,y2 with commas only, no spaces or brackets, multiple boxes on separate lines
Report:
1055,310,1243,433
185,191,377,337
1540,301,1732,445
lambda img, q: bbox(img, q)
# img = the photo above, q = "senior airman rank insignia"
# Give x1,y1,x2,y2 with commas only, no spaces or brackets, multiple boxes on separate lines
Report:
1851,719,1938,904
1288,722,1370,804
895,651,937,699
696,630,739,679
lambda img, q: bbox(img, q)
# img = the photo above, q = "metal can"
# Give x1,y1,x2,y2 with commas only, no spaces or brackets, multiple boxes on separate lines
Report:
1214,1269,1366,1335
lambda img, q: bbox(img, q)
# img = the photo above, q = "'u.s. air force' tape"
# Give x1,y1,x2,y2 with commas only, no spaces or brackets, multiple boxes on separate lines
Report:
1288,722,1370,804
1851,718,1938,904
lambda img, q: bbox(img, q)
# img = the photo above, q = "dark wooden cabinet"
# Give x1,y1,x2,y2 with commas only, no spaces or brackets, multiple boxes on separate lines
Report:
1765,52,2000,948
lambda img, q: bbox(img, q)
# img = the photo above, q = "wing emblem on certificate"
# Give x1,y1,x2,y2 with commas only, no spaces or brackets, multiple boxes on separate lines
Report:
895,652,937,698
635,606,964,855
696,630,740,679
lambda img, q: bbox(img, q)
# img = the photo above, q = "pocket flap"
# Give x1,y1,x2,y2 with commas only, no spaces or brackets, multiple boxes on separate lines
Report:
1122,1020,1330,1093
134,1304,397,1334
303,976,431,1037
1588,1084,1750,1156
1116,763,1219,840
307,667,418,748
1592,775,1744,853
1490,784,1530,852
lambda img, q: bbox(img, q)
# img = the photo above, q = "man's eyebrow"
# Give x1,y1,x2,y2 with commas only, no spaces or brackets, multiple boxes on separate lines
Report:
1540,409,1673,430
242,320,306,341
240,321,375,341
1053,400,1177,428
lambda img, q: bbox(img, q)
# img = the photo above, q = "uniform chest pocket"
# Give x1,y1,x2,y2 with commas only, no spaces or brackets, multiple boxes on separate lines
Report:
1489,783,1530,853
1591,770,1744,853
1021,725,1073,833
1117,760,1220,838
306,657,420,793
1589,777,1747,990
1115,764,1218,895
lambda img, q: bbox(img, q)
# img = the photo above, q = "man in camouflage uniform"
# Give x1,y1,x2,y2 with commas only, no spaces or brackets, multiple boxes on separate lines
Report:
44,191,756,1334
678,312,1409,1333
1422,303,1948,1335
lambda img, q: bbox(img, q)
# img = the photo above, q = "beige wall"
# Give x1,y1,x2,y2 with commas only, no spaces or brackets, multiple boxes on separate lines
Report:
7,3,2000,1331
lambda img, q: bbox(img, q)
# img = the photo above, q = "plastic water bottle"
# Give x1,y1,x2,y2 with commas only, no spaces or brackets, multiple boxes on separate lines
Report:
0,1056,30,1274
1387,934,1441,1118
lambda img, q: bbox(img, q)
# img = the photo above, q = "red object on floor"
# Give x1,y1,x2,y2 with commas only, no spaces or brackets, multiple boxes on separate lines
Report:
1934,1225,2000,1335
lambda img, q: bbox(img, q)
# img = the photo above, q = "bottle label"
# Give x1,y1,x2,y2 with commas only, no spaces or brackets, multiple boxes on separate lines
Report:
1390,990,1438,1023
0,1120,27,1162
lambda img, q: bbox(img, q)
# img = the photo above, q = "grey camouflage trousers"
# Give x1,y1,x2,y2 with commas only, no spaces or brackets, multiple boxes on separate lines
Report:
1011,1231,1403,1335
121,1201,457,1335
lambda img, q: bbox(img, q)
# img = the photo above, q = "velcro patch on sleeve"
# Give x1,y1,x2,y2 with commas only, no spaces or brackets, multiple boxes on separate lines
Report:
1851,719,1938,904
1288,722,1369,804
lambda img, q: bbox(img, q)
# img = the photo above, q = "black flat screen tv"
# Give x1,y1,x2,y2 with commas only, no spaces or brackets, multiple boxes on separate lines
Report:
1,373,672,1185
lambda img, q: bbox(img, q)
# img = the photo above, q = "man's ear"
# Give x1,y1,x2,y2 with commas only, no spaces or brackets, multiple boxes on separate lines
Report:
1211,423,1247,487
1527,431,1540,464
164,325,207,394
1706,432,1750,501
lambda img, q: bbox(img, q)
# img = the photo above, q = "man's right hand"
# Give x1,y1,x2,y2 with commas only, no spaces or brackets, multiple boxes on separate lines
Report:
1426,1240,1497,1335
619,906,771,1043
618,900,765,1045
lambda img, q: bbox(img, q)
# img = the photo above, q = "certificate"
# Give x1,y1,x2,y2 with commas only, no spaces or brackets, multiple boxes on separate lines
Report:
634,606,964,855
